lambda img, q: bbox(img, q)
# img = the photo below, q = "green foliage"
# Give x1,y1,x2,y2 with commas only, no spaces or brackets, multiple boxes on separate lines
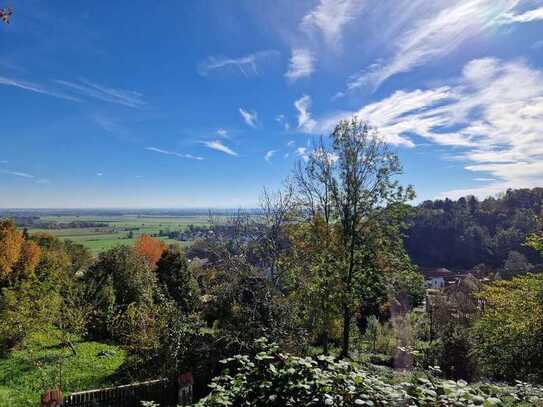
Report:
471,273,543,383
527,232,543,256
84,245,157,340
499,251,533,279
156,244,200,313
0,279,62,350
363,316,396,356
195,338,543,406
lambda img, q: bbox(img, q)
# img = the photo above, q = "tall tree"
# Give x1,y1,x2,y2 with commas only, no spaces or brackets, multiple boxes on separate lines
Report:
155,244,200,313
293,118,414,357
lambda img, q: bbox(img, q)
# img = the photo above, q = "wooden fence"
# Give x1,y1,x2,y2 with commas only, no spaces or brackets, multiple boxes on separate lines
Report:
41,373,193,407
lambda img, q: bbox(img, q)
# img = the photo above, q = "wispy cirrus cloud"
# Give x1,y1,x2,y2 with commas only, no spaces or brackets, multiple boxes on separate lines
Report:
145,147,204,161
198,50,279,77
264,150,277,161
0,74,145,108
217,128,228,137
310,57,543,198
0,168,53,184
0,169,35,178
283,0,364,80
501,6,543,23
55,78,145,108
301,0,366,48
0,75,82,102
202,140,238,157
294,95,316,132
285,48,315,81
239,108,259,128
347,0,523,91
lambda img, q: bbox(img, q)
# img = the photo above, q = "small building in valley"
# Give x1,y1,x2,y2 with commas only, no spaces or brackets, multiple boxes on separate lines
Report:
422,268,457,289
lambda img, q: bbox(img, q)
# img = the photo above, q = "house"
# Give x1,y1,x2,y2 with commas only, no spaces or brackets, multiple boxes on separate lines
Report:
422,268,456,289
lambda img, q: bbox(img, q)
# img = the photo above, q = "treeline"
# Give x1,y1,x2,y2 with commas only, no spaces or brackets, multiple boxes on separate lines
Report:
406,188,543,272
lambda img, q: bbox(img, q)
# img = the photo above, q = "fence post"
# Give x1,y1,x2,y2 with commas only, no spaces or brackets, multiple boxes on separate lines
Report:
177,372,193,405
41,388,63,407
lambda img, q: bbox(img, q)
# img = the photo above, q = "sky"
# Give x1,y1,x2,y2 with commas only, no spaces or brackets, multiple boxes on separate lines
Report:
1,0,542,208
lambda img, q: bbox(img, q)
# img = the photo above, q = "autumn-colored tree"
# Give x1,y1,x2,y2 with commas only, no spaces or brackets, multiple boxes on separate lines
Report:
13,240,41,280
134,234,167,269
0,219,24,284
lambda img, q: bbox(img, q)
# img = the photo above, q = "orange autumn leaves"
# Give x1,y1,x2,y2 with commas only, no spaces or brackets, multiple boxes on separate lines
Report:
0,220,41,283
134,234,166,270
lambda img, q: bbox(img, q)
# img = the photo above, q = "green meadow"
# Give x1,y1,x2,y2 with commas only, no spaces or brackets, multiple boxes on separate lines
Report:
25,215,211,255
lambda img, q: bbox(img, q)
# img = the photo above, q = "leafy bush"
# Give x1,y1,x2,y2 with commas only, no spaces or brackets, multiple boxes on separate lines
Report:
471,273,543,383
195,338,543,406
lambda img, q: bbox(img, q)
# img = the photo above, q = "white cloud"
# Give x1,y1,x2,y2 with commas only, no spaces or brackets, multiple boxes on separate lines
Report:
55,79,145,108
203,140,238,157
264,150,277,162
198,50,279,77
145,147,204,161
276,114,290,130
217,128,228,137
96,172,103,176
296,147,309,161
239,108,258,128
348,0,521,90
285,48,315,81
294,95,317,132
287,140,295,147
0,76,81,102
473,177,497,182
301,0,366,47
501,6,543,23
311,57,543,198
0,169,34,178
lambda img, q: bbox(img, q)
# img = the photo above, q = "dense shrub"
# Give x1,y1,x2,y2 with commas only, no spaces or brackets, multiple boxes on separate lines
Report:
471,273,543,383
195,338,543,406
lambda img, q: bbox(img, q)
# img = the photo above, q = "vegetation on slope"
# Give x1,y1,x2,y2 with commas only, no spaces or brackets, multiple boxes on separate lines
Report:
0,331,125,406
195,338,543,406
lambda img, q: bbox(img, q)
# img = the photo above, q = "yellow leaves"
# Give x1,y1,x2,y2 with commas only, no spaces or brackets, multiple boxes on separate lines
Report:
477,273,543,341
14,240,41,279
0,219,24,282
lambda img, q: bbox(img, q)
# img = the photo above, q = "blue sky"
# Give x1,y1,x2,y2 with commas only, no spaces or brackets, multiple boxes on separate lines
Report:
1,0,542,208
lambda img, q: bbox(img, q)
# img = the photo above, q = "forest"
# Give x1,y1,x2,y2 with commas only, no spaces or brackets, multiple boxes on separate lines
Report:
1,119,543,406
406,188,543,272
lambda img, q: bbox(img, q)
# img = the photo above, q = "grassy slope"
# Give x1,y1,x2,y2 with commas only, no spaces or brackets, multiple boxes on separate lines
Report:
0,331,125,406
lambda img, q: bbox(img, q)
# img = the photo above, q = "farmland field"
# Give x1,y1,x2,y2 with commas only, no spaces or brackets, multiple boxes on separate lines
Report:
23,214,213,255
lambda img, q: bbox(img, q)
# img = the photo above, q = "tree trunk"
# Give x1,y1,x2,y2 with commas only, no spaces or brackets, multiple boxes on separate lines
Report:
340,304,351,358
323,329,329,355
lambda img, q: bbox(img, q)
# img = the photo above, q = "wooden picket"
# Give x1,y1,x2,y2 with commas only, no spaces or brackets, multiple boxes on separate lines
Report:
59,377,179,407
